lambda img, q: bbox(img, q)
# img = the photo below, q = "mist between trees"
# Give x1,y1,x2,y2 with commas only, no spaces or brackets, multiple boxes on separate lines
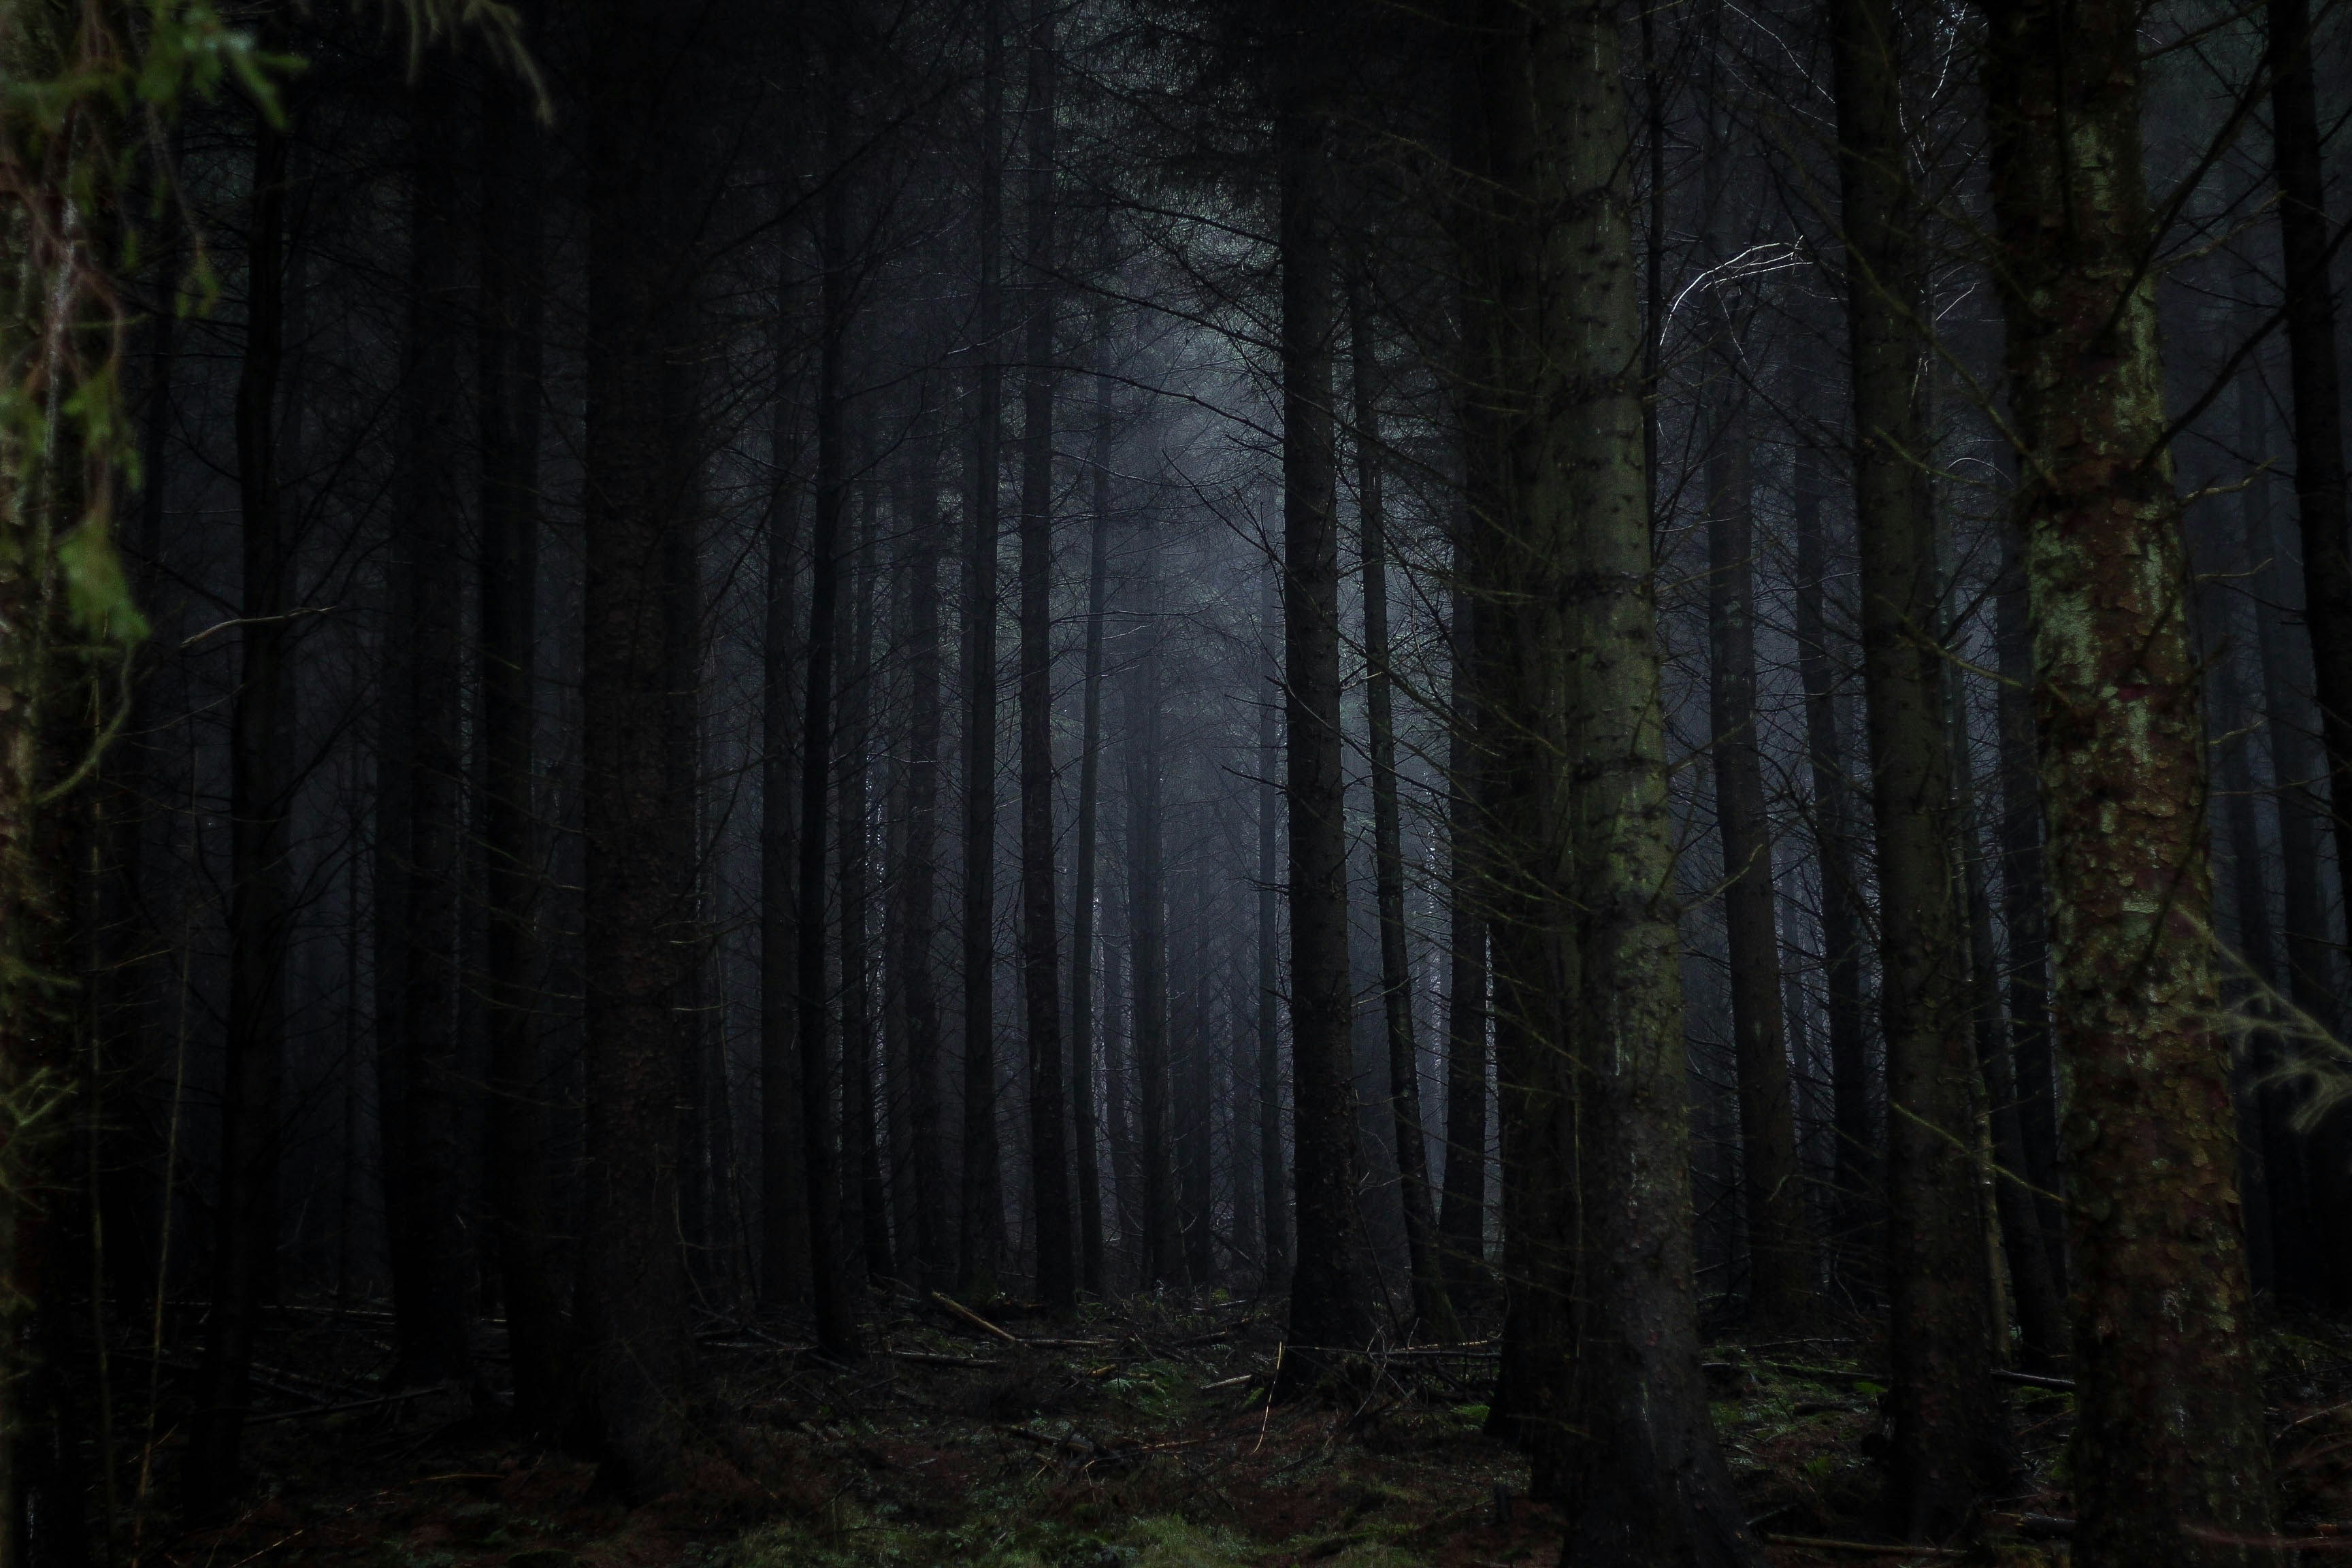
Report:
0,0,2345,1563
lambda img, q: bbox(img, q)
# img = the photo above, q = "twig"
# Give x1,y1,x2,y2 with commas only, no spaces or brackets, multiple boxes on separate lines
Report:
1203,1373,1254,1391
1759,1535,1964,1558
929,1291,1019,1344
885,1350,1002,1368
1254,1342,1285,1454
246,1384,457,1424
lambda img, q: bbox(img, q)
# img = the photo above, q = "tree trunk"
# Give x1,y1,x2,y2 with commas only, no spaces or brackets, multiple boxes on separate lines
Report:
1275,0,1371,1386
188,109,293,1507
960,0,1009,1296
1994,508,2068,1296
798,146,861,1358
1791,435,1874,1281
842,493,890,1281
573,0,701,1491
1829,0,2004,1528
1436,579,1487,1303
1471,0,1765,1556
2268,0,2352,1316
1071,308,1116,1296
1350,280,1456,1341
1703,387,1810,1330
1017,0,1073,1313
387,68,475,1395
1984,0,2278,1550
894,408,951,1292
1126,553,1176,1286
478,50,563,1429
760,257,812,1307
1256,571,1292,1290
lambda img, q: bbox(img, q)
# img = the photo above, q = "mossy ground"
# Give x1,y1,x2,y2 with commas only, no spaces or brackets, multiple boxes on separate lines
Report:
145,1297,2352,1568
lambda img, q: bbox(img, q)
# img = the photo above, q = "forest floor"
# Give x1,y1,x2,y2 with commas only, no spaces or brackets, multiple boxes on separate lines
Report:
147,1294,2352,1568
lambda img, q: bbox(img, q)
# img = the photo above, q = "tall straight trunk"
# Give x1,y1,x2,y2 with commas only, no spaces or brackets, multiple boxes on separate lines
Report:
1178,908,1215,1285
1256,572,1291,1288
1436,579,1487,1301
1126,556,1175,1285
387,71,474,1393
1482,0,1764,1554
668,511,710,1296
1791,436,1873,1269
1953,683,2065,1370
1829,0,2003,1529
1463,0,1574,1471
842,495,890,1281
1350,282,1456,1341
798,148,860,1358
960,0,1009,1295
1984,0,2277,1552
1993,508,2066,1294
1275,0,1371,1381
574,0,701,1491
1017,0,1073,1313
189,108,293,1507
478,52,561,1428
2242,357,2322,1297
760,265,811,1307
1070,309,1115,1295
1703,391,1809,1329
2268,0,2352,1314
894,412,950,1290
1105,876,1137,1273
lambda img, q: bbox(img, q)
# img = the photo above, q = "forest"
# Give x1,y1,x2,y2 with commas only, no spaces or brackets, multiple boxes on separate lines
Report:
1,0,2349,1563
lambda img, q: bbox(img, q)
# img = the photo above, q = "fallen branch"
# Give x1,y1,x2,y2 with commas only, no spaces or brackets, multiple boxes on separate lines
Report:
885,1350,1003,1368
1203,1373,1254,1391
930,1292,1019,1344
1988,1369,2074,1392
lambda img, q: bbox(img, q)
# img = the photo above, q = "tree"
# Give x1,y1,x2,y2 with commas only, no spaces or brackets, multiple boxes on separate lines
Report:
1018,0,1075,1313
1275,0,1373,1384
1982,0,2278,1552
1827,0,2003,1527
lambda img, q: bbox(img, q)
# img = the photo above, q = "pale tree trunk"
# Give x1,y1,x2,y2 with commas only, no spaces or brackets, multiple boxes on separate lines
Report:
1829,0,2003,1529
1984,0,2276,1551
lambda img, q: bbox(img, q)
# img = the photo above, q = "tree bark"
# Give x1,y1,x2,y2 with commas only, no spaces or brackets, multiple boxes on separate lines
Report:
1275,0,1371,1382
478,50,563,1429
1984,0,2278,1550
842,493,890,1282
1829,0,2004,1529
1350,280,1456,1341
1017,0,1073,1313
1468,0,1766,1554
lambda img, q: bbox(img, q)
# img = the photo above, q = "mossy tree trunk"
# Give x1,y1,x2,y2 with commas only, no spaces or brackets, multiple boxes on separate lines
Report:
1984,0,2277,1552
